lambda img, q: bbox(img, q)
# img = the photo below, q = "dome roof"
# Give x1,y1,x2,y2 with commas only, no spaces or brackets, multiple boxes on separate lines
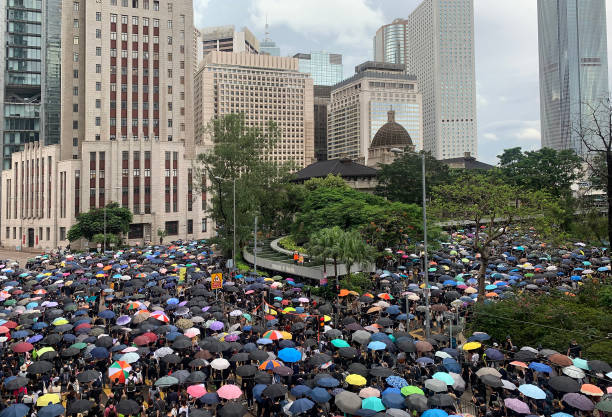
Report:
370,110,413,148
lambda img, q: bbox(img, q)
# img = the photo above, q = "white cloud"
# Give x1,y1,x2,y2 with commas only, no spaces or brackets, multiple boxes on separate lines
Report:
248,0,386,48
483,133,498,141
193,0,210,27
516,127,541,141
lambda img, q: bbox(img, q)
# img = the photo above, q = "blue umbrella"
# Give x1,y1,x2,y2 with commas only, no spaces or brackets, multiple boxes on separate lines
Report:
0,404,30,417
199,392,220,405
317,377,340,388
416,357,434,365
289,398,315,415
381,393,405,409
528,362,552,373
37,404,65,417
290,385,311,398
385,376,408,389
11,330,29,339
518,384,546,399
442,358,461,373
371,333,391,342
551,413,573,417
484,348,504,361
253,384,267,403
467,333,490,342
278,348,301,363
98,310,115,319
381,387,401,396
421,410,448,417
90,346,109,359
367,341,386,351
309,387,331,403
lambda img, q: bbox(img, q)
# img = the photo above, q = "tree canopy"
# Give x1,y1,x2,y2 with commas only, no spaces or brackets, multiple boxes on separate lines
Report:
375,151,452,204
197,114,295,256
67,202,132,242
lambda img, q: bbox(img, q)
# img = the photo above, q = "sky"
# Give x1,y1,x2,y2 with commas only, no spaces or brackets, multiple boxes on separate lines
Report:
193,0,612,164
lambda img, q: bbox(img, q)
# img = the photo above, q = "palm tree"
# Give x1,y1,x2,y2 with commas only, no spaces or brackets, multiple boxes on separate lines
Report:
339,229,375,278
308,227,344,288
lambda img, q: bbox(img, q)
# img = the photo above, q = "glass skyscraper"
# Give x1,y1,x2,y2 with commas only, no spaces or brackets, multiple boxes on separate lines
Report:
294,52,343,87
538,0,609,153
0,0,61,170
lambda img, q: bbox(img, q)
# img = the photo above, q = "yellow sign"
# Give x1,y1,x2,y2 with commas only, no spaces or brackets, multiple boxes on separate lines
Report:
179,267,187,282
211,272,223,290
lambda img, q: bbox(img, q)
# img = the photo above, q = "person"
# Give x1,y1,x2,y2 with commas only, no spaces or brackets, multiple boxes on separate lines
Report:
567,340,582,358
503,335,514,352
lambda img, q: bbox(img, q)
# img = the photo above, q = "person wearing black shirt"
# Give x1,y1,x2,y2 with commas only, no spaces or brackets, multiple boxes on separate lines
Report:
567,340,582,358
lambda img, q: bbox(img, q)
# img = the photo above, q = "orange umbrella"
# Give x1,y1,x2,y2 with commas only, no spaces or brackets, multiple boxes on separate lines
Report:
580,384,604,396
510,361,528,368
339,289,350,297
103,265,112,271
485,292,498,297
548,353,573,367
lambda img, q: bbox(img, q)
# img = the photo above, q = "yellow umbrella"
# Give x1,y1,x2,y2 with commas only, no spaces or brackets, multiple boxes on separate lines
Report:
37,393,60,406
323,315,332,322
283,307,296,313
34,347,55,359
462,342,482,351
280,331,292,340
346,374,367,386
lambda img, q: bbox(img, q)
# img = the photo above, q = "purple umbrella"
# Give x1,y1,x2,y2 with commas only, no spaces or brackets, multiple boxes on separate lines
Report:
209,321,224,331
27,335,43,343
202,306,211,312
116,316,131,325
225,334,239,342
504,398,530,414
562,393,594,411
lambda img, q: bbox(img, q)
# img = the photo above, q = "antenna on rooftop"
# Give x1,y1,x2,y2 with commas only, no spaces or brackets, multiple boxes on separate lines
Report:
264,15,270,41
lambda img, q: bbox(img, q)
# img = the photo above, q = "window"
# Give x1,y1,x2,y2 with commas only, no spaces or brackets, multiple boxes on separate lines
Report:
60,227,66,241
122,0,128,6
168,119,173,128
165,221,178,236
73,121,78,129
187,219,193,234
110,14,117,23
167,53,172,61
121,32,128,41
96,47,101,56
201,219,207,233
168,2,173,12
132,16,138,25
110,48,117,57
167,36,172,45
133,0,138,7
73,2,79,11
73,36,79,45
96,82,101,91
96,12,101,21
73,69,79,78
144,168,151,177
143,17,149,26
73,19,79,28
73,104,78,112
167,20,172,29
153,1,159,11
96,64,101,73
96,99,101,108
46,228,50,241
111,32,117,40
73,87,78,96
73,137,78,147
121,15,128,24
132,34,138,42
95,134,100,141
153,19,159,27
95,117,101,126
73,52,79,62
96,29,101,38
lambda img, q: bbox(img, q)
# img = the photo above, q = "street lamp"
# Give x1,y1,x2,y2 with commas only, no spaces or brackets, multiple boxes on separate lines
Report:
213,175,236,274
390,148,431,339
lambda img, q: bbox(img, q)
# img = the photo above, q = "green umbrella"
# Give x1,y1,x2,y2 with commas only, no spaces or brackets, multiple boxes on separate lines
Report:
70,342,87,350
401,385,424,396
242,313,252,321
361,396,385,411
597,399,612,413
330,339,350,348
572,357,589,370
4,300,16,306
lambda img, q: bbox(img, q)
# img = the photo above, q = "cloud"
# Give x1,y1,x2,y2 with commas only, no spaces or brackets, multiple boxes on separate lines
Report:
483,133,498,141
516,127,541,141
193,0,210,27
248,0,386,48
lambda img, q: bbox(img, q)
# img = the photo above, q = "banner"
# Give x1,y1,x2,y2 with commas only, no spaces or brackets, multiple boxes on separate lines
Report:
211,272,223,290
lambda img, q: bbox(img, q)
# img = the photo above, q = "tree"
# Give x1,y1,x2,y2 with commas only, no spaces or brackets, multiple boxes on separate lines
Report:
338,229,375,278
67,203,132,242
431,171,560,302
196,114,295,256
375,151,452,204
307,228,335,276
157,229,168,245
497,147,583,197
576,99,612,245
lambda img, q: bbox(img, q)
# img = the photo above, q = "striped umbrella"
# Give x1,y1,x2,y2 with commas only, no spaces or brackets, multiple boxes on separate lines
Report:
108,360,132,383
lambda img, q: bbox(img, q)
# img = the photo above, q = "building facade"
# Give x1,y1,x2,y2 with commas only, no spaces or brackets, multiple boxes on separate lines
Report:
538,0,609,153
197,25,259,57
260,23,280,56
294,52,343,86
374,1,477,159
313,86,331,161
1,0,212,251
0,0,62,171
327,61,422,164
194,51,315,169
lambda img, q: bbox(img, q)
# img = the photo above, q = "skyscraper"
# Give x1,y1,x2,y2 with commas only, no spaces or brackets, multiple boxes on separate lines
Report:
327,62,423,164
0,0,62,170
197,25,259,57
538,0,609,153
260,22,280,56
1,0,211,250
294,52,343,86
373,1,478,159
194,51,315,169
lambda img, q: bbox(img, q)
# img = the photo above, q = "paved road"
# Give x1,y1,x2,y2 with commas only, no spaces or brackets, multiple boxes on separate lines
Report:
0,248,41,266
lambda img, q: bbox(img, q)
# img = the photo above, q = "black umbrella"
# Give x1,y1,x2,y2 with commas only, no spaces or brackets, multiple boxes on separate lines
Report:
189,409,212,417
116,399,140,415
588,360,611,373
480,375,503,388
397,340,416,353
404,394,428,412
4,376,28,390
376,317,394,327
219,401,247,417
427,393,455,408
291,322,306,331
172,338,192,349
370,367,394,378
76,370,101,383
39,350,58,360
254,372,273,384
95,336,114,348
249,350,269,361
230,353,250,362
186,371,206,384
514,350,537,362
308,353,332,366
61,347,80,357
338,347,358,358
41,334,61,345
189,358,208,368
161,354,181,364
27,360,53,374
549,376,580,393
318,304,333,314
262,383,288,398
236,365,257,377
347,363,368,377
67,399,93,414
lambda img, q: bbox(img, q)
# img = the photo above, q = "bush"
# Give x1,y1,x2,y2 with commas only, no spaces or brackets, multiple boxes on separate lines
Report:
306,284,336,301
278,236,307,254
92,233,120,245
467,281,612,363
339,273,373,294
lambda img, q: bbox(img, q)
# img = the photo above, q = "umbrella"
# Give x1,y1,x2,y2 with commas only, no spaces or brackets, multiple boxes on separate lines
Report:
386,376,408,389
155,376,179,387
421,410,448,417
432,372,454,385
187,384,207,398
382,393,405,409
291,385,312,398
359,387,381,398
4,376,28,390
362,397,385,412
262,384,287,398
210,358,230,370
217,384,243,400
424,379,447,392
404,394,428,412
549,376,580,393
277,347,301,362
518,384,546,399
219,401,247,417
37,404,65,417
108,361,132,383
346,374,367,386
66,400,93,414
562,365,585,379
289,398,315,415
0,404,30,417
401,386,424,396
309,387,331,403
36,394,60,406
335,391,362,414
504,398,530,414
562,393,594,411
580,383,604,396
76,370,101,383
427,393,455,408
26,360,52,374
116,399,140,415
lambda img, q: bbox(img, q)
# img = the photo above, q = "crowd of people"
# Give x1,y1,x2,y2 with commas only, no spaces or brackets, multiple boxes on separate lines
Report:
0,231,610,417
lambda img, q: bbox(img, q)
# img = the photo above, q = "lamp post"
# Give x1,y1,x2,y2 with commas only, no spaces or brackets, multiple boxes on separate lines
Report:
390,148,431,339
214,176,236,274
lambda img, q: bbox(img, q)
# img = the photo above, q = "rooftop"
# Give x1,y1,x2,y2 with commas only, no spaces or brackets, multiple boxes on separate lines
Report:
293,159,378,181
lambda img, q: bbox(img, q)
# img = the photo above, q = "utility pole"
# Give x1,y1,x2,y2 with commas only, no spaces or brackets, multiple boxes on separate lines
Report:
253,215,258,274
422,151,431,339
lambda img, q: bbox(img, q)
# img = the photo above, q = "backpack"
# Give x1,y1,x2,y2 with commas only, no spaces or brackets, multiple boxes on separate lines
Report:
107,406,117,417
127,376,136,392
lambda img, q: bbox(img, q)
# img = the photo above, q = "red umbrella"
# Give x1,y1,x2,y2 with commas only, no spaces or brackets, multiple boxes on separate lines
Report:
13,342,34,353
4,321,18,329
142,332,158,343
133,335,150,346
75,323,91,331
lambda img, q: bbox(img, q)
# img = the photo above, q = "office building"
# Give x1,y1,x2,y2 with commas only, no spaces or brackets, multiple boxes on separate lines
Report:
374,1,477,159
294,52,343,86
198,25,259,57
260,22,280,56
538,0,609,153
194,51,315,168
313,86,331,161
1,0,212,250
327,61,422,164
0,0,62,171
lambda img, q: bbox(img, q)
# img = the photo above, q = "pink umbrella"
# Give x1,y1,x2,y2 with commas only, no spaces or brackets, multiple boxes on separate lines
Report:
187,384,207,398
217,384,242,400
504,398,530,414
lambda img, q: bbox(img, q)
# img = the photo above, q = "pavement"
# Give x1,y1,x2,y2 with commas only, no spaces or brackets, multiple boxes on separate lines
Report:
0,248,40,266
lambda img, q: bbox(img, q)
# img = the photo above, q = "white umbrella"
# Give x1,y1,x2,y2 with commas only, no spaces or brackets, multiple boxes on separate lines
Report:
154,347,174,358
562,365,586,379
210,358,230,370
501,379,517,390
